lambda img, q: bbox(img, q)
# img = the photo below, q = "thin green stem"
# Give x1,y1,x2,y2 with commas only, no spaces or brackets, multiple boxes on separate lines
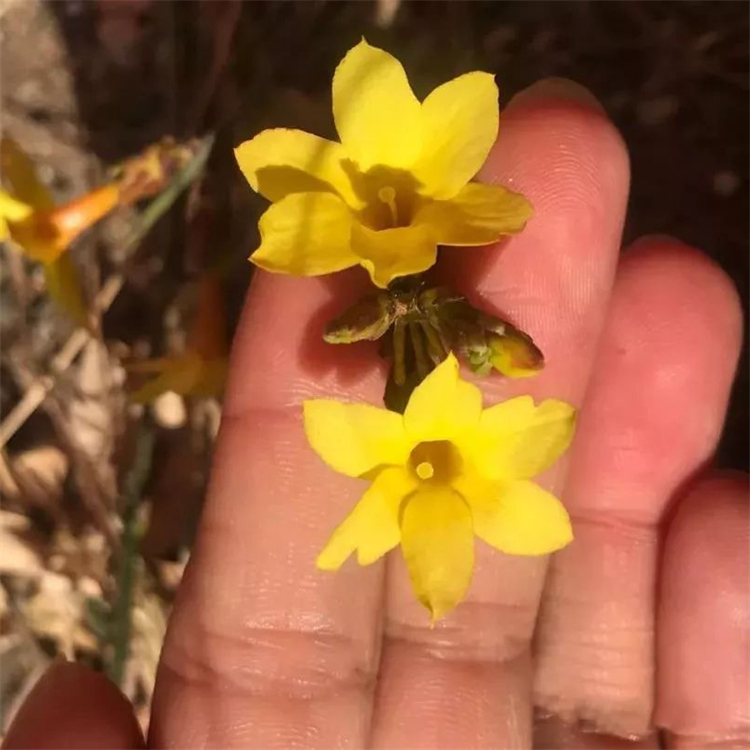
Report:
409,322,430,379
420,320,447,364
393,319,407,386
123,135,214,255
106,424,155,687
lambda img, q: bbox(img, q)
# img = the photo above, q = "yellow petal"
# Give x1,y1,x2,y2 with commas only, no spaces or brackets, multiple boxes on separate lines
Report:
43,253,89,327
0,190,32,243
332,40,422,171
471,479,572,555
414,183,533,246
304,399,411,478
470,397,576,480
400,486,474,621
351,221,437,289
0,137,54,209
5,217,63,264
252,192,357,276
403,353,482,443
317,466,415,569
234,129,360,207
129,355,203,403
0,189,34,223
191,359,228,398
413,72,499,199
125,357,173,374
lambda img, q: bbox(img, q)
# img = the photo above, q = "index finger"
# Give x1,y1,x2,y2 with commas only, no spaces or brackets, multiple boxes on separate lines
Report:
149,268,389,748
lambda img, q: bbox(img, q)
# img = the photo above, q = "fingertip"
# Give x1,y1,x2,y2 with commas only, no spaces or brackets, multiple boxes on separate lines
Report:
483,75,629,195
622,235,744,352
2,662,144,750
508,76,605,114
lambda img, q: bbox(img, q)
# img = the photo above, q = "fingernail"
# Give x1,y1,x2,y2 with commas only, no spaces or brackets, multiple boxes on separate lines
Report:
510,77,604,113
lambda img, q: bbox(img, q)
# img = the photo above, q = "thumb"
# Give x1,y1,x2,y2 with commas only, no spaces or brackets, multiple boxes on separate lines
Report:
2,662,144,749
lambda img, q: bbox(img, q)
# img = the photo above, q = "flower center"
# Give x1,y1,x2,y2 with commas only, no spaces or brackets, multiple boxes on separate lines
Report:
348,165,421,230
409,440,463,485
377,186,399,225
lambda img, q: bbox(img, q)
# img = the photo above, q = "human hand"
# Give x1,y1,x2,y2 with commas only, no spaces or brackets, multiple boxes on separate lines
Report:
4,78,747,750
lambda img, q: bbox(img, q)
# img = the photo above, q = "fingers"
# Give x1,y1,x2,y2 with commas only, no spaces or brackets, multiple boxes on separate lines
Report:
533,238,743,736
371,79,630,749
150,273,388,748
1,662,144,749
656,472,750,749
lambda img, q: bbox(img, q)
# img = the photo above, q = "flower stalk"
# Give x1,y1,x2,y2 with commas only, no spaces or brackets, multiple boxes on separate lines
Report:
325,277,544,411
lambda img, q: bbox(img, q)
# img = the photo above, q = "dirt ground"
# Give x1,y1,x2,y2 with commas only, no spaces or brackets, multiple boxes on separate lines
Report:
0,0,747,732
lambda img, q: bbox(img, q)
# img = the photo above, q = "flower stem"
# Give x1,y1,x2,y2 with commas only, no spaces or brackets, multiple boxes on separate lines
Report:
420,320,447,364
409,321,430,379
393,319,406,386
106,424,155,687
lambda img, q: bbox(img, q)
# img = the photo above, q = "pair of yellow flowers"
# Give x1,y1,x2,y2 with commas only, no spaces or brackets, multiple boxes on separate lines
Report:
236,41,575,620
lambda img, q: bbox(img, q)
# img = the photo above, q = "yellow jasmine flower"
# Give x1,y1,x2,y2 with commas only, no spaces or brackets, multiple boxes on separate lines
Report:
128,275,229,403
304,354,575,620
236,40,533,288
0,137,120,325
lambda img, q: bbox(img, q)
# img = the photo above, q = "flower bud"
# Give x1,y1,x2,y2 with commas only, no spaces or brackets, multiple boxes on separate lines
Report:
113,138,199,206
324,292,396,344
487,326,544,378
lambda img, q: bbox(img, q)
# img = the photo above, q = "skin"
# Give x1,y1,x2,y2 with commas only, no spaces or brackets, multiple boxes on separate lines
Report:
3,78,747,750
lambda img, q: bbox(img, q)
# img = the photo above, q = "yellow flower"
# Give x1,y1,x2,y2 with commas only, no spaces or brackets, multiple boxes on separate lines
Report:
0,137,120,325
304,354,575,620
236,40,533,288
128,275,229,403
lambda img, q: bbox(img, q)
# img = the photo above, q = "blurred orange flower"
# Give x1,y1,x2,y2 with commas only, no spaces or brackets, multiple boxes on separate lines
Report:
0,137,120,325
128,275,229,403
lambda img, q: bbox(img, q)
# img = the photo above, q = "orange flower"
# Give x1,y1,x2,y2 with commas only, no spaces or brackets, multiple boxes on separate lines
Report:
0,137,120,325
128,275,229,403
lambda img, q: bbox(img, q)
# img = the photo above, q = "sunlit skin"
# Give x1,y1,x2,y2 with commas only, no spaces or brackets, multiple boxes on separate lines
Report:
3,79,747,750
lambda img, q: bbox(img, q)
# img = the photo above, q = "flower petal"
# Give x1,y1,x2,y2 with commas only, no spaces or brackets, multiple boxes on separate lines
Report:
414,183,533,246
469,397,576,480
252,192,358,276
43,253,88,327
129,356,204,403
413,72,499,199
0,189,33,223
234,129,360,207
351,221,437,288
332,40,422,171
0,190,32,243
400,486,474,621
403,353,482,443
317,466,415,570
190,359,228,398
471,479,573,555
304,399,410,478
0,137,54,209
